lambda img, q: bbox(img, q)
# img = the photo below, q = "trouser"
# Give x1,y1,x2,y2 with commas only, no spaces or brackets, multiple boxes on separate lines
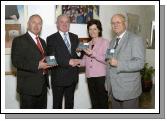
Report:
87,76,108,109
52,83,76,109
20,83,47,109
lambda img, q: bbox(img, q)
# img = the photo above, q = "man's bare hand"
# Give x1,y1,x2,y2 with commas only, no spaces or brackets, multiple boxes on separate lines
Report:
69,59,80,67
108,58,118,67
83,48,93,55
38,58,52,69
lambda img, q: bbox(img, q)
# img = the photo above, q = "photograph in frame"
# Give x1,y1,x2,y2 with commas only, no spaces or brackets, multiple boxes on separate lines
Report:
5,5,27,55
56,5,99,24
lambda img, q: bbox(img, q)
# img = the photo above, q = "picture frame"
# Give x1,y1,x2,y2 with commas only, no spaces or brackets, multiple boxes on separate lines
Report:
5,5,27,55
55,5,99,24
5,5,27,75
5,24,21,54
127,13,141,35
148,21,155,49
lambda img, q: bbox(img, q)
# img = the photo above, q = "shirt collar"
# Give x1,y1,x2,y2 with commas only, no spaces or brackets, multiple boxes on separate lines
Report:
59,31,68,37
117,30,126,39
28,31,38,40
28,31,39,44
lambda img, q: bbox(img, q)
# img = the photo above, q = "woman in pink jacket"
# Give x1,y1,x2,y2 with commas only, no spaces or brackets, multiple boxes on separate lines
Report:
79,19,109,109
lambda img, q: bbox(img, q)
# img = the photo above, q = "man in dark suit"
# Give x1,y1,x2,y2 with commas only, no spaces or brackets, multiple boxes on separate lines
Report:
47,15,80,109
11,14,51,109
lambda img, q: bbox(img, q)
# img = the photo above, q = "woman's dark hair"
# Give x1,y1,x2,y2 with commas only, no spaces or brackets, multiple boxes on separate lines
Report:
87,19,102,37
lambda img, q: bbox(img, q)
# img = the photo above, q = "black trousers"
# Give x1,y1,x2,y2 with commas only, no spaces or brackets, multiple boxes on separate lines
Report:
20,83,47,109
52,83,76,109
87,76,108,109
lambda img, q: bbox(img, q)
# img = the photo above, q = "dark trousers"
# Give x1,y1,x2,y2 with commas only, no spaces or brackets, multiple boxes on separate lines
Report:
20,84,47,109
87,76,108,109
111,95,139,109
52,83,76,109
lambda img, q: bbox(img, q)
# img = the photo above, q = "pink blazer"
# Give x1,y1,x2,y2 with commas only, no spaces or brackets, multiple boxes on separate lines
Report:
80,37,109,78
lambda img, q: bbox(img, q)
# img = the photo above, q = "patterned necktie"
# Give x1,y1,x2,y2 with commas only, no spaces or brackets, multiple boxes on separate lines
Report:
64,33,71,53
36,36,47,74
114,38,120,49
36,36,45,58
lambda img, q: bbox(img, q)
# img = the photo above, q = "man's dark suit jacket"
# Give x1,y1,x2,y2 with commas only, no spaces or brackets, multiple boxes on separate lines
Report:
46,32,79,87
11,32,48,96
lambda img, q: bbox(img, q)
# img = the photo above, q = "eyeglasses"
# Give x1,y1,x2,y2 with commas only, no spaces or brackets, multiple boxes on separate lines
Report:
111,21,124,25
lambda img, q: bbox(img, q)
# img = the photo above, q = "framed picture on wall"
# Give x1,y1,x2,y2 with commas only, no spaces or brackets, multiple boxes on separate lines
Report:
5,24,21,53
5,5,28,75
127,13,141,35
5,5,27,55
55,5,99,24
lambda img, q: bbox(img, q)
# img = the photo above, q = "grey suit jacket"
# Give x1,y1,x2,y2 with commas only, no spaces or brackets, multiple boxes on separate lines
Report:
106,31,145,101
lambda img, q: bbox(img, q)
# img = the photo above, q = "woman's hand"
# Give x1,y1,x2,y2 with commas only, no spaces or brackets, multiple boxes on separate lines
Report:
83,48,93,55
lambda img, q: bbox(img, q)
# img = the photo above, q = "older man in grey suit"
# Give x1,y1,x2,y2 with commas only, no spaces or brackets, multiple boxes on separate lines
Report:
106,14,145,108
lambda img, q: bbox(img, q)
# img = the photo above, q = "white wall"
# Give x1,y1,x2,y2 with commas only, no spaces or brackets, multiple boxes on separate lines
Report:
5,5,155,109
5,74,91,109
5,75,19,109
145,49,155,84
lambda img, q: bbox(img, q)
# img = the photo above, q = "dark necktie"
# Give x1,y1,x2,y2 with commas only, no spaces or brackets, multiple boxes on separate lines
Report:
91,44,94,49
114,38,120,49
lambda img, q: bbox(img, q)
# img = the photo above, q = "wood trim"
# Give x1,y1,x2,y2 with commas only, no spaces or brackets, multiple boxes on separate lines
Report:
79,37,91,42
5,71,16,76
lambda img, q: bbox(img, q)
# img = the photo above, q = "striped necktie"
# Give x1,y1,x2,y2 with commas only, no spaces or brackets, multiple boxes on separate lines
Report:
64,33,71,53
36,36,47,74
36,36,45,58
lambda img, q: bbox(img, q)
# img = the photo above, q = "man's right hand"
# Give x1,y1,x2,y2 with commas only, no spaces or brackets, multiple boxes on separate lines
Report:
69,59,80,67
38,58,52,69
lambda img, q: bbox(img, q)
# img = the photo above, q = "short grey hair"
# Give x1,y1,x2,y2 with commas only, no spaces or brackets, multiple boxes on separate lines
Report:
28,14,43,24
56,14,70,23
112,13,127,22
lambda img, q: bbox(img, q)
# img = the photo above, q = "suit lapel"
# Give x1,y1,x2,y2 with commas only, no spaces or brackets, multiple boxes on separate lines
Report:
25,32,39,51
109,39,115,49
25,32,46,56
